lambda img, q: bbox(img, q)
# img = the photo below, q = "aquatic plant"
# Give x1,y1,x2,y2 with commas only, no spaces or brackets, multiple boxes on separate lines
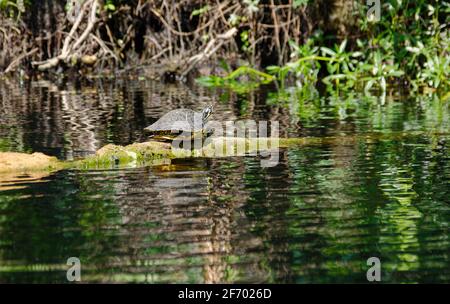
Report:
197,1,449,98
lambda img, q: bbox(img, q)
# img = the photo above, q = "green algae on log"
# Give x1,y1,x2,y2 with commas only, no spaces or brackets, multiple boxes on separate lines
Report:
3,132,438,172
76,141,175,169
1,137,292,173
75,137,290,169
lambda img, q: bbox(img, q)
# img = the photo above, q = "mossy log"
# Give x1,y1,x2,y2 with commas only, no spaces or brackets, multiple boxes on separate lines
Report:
0,137,308,173
1,132,432,173
74,137,306,169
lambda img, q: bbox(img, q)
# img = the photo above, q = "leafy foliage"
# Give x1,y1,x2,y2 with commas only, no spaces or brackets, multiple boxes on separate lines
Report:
197,0,449,99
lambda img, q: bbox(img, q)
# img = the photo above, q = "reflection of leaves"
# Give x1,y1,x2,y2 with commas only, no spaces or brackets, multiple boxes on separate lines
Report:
377,161,422,274
196,66,274,93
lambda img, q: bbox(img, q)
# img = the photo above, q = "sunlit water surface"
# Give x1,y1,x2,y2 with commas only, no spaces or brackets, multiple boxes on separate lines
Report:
0,78,449,283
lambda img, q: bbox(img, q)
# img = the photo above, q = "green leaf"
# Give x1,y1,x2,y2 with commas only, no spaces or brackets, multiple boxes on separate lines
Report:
191,5,210,17
218,58,230,73
195,76,223,87
266,66,280,74
365,79,376,92
339,39,347,53
293,0,308,8
389,70,404,77
322,74,347,84
380,76,386,91
104,2,115,11
321,47,336,57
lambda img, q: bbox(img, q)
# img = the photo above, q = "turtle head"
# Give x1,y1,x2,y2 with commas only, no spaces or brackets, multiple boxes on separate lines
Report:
202,105,213,124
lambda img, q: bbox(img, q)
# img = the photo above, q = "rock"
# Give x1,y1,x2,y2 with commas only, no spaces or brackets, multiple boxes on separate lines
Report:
0,152,62,173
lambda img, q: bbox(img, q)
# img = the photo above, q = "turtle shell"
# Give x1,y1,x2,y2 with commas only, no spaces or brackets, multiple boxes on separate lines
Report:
144,107,212,141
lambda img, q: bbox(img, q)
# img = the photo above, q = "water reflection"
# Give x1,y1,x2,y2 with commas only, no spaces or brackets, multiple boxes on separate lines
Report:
0,78,449,283
0,79,235,159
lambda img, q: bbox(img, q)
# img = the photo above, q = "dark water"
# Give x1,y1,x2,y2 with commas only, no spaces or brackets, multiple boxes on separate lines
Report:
0,78,449,283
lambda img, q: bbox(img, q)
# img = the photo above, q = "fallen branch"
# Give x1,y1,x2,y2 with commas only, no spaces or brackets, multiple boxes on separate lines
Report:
71,0,98,51
90,33,120,64
32,0,99,71
181,27,237,78
3,48,38,74
61,0,91,56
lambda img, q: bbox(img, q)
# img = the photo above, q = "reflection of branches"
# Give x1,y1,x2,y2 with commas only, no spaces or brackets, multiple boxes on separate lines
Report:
0,79,117,159
0,77,226,159
102,158,270,283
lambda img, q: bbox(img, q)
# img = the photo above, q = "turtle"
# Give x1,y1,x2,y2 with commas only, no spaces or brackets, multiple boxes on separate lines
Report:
144,105,214,142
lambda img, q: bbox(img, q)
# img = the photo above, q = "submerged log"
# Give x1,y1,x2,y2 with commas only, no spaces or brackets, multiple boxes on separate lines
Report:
0,137,306,173
1,131,433,173
75,137,290,169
